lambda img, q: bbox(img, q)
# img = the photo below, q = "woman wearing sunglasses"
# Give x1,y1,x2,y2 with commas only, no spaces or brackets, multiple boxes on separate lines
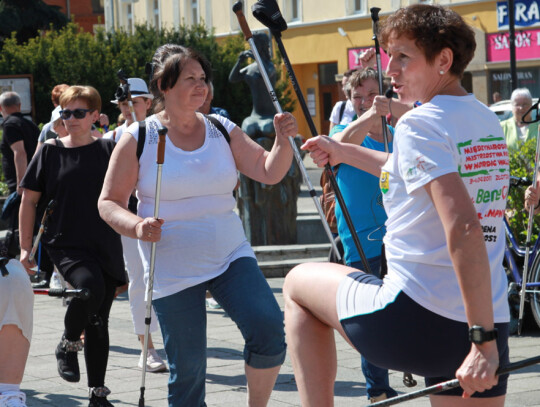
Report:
19,86,126,407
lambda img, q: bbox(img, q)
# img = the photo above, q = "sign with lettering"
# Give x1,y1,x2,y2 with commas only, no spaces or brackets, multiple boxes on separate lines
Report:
348,47,389,71
486,28,540,61
497,0,540,29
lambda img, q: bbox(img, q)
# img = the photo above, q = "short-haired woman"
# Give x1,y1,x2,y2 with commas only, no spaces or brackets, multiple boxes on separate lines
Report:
20,86,125,407
284,5,510,406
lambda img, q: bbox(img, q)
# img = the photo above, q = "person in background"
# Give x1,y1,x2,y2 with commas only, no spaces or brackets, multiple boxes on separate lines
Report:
99,43,294,406
20,85,126,407
0,260,34,407
285,5,509,406
330,67,399,403
328,69,357,131
492,91,502,105
501,88,538,152
36,84,70,151
116,113,125,128
198,81,231,119
0,91,39,259
103,77,167,373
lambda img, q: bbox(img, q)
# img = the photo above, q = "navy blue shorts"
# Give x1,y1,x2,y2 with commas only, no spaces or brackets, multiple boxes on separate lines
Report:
339,272,509,397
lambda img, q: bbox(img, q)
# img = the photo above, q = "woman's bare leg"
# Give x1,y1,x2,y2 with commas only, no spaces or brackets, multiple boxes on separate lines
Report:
0,325,30,384
245,364,281,407
283,262,355,407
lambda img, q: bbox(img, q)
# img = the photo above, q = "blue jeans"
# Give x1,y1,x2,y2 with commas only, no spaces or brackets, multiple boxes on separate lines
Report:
153,257,286,407
349,257,398,399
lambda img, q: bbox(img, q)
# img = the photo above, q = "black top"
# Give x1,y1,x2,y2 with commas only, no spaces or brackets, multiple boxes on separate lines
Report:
1,112,39,192
20,138,125,282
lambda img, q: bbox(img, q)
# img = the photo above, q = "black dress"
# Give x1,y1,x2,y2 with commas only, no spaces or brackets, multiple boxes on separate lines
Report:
20,138,126,285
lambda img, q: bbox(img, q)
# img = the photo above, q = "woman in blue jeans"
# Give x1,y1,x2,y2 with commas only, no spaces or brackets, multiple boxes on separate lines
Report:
98,44,297,406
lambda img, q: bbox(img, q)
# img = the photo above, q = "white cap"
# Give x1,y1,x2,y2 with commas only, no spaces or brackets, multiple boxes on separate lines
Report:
50,105,62,122
111,78,154,104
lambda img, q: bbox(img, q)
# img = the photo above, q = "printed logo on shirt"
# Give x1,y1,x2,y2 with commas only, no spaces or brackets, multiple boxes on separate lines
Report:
380,171,389,194
456,136,509,179
405,155,436,180
148,120,159,145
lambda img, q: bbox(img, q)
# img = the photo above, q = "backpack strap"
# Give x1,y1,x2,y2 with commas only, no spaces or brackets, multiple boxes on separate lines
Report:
204,114,230,144
338,100,346,123
136,120,146,160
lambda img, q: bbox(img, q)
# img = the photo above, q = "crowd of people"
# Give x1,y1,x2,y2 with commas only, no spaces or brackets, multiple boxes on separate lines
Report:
0,3,537,407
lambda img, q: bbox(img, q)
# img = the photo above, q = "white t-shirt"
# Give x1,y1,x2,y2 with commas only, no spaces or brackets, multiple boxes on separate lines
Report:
329,99,355,126
381,94,510,323
127,113,255,300
103,122,128,142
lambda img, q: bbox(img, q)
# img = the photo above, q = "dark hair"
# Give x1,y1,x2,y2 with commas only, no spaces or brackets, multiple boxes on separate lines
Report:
380,4,475,78
149,44,213,113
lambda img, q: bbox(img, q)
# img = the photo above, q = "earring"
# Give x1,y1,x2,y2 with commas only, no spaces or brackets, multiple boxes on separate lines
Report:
439,70,445,75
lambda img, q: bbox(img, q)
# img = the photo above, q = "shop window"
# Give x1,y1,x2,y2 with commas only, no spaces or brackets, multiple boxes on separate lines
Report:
489,67,540,101
347,0,366,15
191,0,199,24
283,0,301,22
230,0,240,30
126,3,134,34
153,0,161,29
92,0,104,14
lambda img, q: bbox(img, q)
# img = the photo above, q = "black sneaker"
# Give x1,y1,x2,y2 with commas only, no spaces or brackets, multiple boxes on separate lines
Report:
88,393,114,407
55,338,80,382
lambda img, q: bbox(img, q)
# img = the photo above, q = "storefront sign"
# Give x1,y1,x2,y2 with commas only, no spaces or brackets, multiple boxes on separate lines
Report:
348,47,389,70
497,0,540,29
486,27,540,61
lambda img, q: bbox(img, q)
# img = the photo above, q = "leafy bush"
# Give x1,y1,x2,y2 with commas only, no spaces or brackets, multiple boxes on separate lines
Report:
507,137,540,245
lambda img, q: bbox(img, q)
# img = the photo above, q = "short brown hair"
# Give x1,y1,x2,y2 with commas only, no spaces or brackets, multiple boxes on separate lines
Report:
346,68,378,98
380,4,475,78
51,84,69,105
59,86,101,112
149,44,212,113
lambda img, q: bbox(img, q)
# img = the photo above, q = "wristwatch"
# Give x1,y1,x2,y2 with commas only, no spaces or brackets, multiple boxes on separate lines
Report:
469,325,498,344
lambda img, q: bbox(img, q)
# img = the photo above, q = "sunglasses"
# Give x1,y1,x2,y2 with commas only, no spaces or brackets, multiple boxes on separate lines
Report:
60,108,93,120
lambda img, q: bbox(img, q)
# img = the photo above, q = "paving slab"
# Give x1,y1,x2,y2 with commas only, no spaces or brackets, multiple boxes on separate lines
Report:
22,277,540,407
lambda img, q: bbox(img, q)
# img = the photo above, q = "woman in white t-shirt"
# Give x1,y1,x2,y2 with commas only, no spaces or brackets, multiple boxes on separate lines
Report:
284,5,510,407
98,44,296,406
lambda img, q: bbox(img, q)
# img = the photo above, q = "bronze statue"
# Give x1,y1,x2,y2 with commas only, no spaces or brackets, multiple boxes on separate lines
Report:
229,33,301,245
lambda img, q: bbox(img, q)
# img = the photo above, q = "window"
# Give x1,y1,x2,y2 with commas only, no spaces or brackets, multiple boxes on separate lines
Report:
283,0,301,22
230,0,239,31
153,0,160,29
126,3,134,34
348,0,365,15
191,0,199,24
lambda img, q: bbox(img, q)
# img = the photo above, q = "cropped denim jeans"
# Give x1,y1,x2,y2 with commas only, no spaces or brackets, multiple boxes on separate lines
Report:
153,256,286,407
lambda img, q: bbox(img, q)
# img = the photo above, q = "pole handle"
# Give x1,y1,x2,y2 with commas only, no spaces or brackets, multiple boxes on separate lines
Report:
370,7,381,34
157,127,167,165
29,199,56,263
233,1,253,41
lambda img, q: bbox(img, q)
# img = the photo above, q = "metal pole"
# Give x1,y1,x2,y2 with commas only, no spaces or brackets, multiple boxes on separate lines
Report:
139,126,167,407
508,0,518,91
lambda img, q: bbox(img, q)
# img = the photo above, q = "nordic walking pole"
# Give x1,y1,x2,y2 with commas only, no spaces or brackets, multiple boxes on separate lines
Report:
232,1,343,262
518,100,540,335
29,199,56,263
370,354,540,406
117,69,137,123
248,0,372,272
139,126,167,407
370,7,390,153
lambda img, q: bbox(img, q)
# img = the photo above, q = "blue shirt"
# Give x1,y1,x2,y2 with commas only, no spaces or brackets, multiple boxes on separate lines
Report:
329,124,393,265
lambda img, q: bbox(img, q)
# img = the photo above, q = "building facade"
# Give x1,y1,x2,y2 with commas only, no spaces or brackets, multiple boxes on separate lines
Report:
44,0,105,33
105,0,539,135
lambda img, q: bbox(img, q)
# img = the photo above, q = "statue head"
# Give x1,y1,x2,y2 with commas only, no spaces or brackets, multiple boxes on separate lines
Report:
253,33,271,61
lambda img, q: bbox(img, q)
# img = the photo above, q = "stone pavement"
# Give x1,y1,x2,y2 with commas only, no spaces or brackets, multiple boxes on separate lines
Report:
22,278,540,407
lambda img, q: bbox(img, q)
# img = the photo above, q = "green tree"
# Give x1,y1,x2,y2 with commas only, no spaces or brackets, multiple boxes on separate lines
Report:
507,137,540,245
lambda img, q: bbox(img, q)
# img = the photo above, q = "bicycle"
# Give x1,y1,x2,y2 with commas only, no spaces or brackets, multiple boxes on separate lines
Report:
504,176,540,333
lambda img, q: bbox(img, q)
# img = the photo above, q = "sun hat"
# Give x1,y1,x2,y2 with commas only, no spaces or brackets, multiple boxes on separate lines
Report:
50,105,62,122
111,78,153,104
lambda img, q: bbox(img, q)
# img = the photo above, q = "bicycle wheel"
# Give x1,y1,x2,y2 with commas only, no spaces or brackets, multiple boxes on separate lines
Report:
528,255,540,330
